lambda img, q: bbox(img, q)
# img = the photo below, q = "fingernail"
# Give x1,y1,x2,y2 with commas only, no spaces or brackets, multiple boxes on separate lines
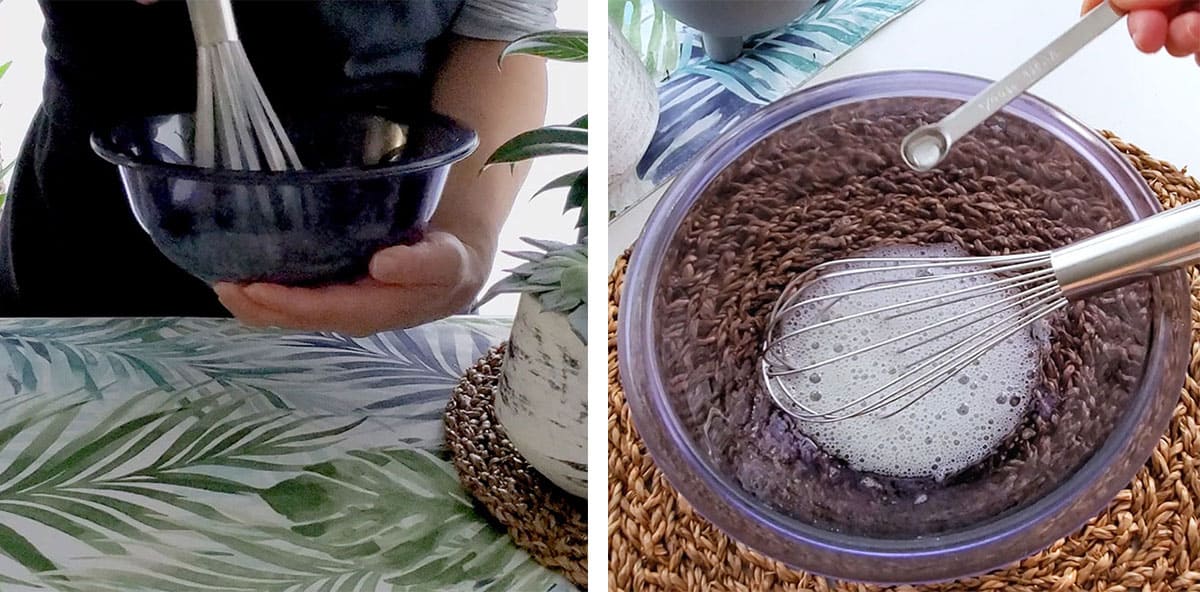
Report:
1128,18,1145,48
375,250,402,266
370,251,403,276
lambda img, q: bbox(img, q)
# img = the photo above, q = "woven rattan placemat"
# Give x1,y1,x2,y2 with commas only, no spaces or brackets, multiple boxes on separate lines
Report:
445,345,588,589
608,135,1200,591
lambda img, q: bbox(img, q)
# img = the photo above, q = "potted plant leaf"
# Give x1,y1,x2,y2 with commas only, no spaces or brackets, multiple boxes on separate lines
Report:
479,29,588,499
609,0,680,82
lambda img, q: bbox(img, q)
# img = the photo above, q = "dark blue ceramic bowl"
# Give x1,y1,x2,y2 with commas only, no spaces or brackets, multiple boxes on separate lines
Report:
91,111,477,285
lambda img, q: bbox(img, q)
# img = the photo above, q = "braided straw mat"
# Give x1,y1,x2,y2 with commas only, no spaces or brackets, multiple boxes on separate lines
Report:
444,345,588,589
608,134,1200,592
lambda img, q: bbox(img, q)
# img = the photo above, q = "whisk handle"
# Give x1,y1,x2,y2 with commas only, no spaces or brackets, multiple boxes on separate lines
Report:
187,0,238,46
1051,200,1200,297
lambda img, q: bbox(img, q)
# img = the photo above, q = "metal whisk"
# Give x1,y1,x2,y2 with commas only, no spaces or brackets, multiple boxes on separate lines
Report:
761,200,1200,423
187,0,302,171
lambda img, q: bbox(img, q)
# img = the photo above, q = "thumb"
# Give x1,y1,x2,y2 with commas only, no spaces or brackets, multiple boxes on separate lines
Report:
368,230,471,287
1085,0,1178,15
1111,0,1186,9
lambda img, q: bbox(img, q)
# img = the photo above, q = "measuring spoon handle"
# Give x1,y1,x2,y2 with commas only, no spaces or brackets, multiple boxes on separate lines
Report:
937,2,1123,145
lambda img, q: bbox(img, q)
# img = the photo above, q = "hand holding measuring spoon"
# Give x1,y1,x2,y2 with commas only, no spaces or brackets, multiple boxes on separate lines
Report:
1082,0,1200,62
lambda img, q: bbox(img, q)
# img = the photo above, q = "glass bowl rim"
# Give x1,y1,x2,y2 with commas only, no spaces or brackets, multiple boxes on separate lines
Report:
90,109,478,184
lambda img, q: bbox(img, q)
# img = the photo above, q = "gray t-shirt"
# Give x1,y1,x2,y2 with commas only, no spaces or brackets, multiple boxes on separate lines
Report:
453,0,560,41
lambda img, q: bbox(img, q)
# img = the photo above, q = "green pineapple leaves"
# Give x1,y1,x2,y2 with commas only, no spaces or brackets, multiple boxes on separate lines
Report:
480,239,588,344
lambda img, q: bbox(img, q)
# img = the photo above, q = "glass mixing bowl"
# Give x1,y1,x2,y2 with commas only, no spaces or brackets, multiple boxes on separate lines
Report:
618,71,1192,583
92,110,476,286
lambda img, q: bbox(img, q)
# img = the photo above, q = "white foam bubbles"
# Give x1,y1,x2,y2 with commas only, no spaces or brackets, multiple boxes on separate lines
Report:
775,243,1048,481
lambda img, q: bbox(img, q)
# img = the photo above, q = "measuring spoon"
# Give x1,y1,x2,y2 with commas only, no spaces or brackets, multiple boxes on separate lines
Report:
901,1,1124,172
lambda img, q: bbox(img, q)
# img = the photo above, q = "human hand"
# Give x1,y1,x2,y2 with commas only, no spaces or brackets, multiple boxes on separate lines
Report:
1082,0,1200,62
213,230,491,336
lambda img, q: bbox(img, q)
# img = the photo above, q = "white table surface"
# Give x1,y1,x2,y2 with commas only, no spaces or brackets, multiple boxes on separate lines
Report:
608,0,1200,267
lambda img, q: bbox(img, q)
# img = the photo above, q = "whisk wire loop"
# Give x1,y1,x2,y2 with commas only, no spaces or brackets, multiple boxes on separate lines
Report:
763,271,1061,377
188,0,302,172
761,252,1067,422
194,50,216,169
772,255,1053,322
765,263,1057,360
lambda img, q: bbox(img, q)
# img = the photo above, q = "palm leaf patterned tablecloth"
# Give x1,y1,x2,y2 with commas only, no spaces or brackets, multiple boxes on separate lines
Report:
0,317,574,592
616,0,922,212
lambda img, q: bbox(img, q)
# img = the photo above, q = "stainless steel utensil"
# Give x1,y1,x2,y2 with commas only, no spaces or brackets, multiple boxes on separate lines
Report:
188,0,302,171
761,199,1200,423
900,1,1123,172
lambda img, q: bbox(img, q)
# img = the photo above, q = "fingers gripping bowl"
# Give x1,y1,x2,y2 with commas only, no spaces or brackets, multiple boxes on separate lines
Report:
617,71,1192,583
91,111,477,286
